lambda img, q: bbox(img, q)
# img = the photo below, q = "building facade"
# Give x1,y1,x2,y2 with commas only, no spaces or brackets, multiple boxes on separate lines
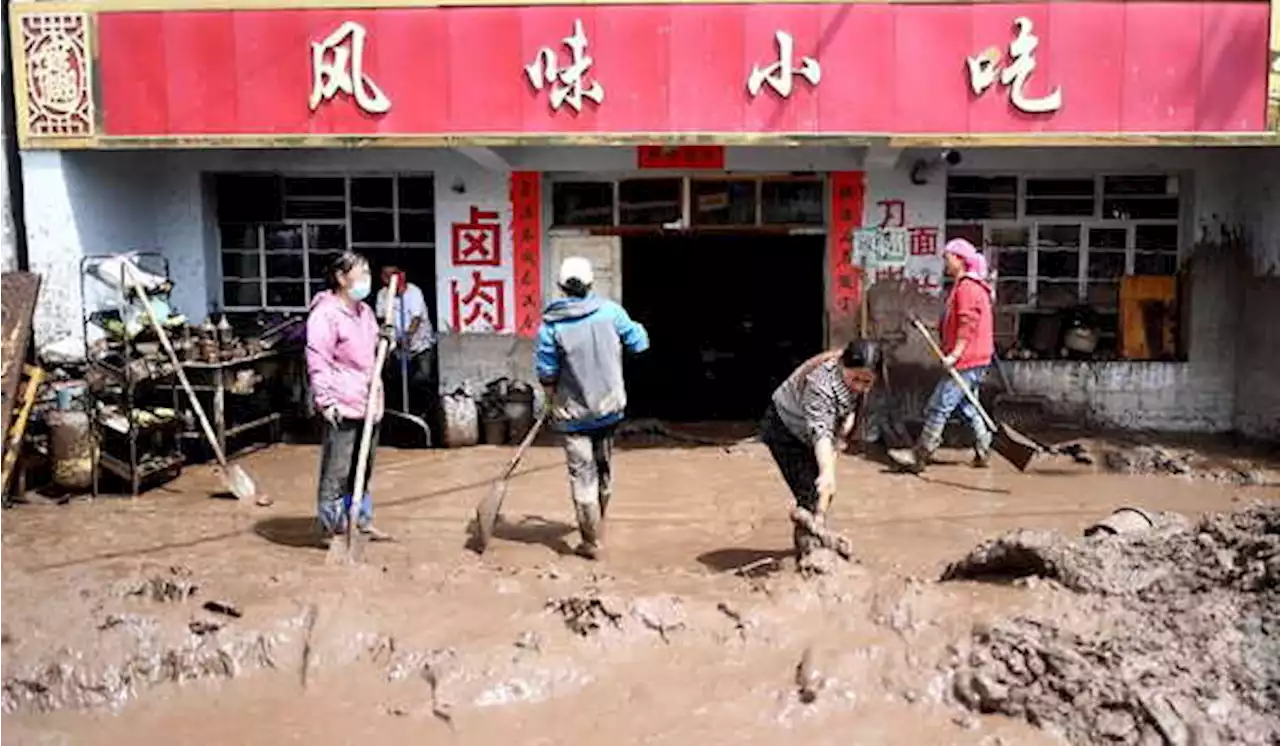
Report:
10,0,1280,437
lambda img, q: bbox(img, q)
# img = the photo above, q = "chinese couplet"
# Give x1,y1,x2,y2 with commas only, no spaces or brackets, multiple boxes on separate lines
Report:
828,172,866,325
510,172,543,338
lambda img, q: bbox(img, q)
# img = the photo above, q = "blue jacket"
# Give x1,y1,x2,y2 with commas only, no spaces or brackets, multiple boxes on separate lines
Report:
535,295,649,433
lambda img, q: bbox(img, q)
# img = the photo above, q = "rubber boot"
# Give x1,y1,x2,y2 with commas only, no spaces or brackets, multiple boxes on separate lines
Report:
906,426,943,474
574,502,604,560
972,438,993,469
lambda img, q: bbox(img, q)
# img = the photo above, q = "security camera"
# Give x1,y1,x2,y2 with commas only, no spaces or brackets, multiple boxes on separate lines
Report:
942,149,962,166
910,150,964,185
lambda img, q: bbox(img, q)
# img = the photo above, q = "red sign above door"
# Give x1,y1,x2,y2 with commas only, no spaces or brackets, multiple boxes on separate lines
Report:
94,2,1270,139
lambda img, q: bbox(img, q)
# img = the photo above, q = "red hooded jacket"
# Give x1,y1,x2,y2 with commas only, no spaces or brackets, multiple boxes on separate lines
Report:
941,276,995,371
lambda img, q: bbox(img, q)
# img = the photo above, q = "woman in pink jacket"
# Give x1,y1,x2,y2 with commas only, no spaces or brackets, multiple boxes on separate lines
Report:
306,251,391,542
909,239,995,472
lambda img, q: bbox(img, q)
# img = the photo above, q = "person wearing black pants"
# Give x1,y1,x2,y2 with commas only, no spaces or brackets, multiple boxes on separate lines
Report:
760,339,881,557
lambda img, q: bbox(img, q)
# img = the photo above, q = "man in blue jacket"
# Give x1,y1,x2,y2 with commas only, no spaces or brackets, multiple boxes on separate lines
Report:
535,256,650,560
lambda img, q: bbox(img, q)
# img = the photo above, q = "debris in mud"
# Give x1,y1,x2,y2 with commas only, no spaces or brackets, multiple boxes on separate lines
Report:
790,508,854,561
1104,444,1193,476
202,600,243,619
945,505,1280,745
122,566,198,603
547,592,624,636
795,646,824,704
629,595,686,643
514,631,542,652
188,619,222,636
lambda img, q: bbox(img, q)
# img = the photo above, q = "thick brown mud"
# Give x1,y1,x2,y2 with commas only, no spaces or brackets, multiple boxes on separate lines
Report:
2,433,1277,745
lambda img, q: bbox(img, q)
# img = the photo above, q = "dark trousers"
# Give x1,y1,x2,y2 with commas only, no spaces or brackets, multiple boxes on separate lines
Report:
760,404,819,513
316,418,380,533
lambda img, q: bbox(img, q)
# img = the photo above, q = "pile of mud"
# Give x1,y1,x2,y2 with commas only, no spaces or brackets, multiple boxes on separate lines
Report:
1102,443,1275,486
944,505,1280,744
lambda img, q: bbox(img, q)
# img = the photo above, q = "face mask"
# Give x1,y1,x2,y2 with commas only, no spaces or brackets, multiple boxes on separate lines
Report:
348,277,372,302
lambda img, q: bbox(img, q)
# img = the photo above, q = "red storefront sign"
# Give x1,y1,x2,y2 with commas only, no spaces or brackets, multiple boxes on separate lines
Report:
92,2,1270,138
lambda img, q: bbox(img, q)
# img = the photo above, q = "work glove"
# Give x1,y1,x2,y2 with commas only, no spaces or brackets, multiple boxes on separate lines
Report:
814,470,836,517
941,353,959,369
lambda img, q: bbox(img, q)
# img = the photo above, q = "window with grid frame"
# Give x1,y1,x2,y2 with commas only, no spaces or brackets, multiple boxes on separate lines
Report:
945,174,1182,355
216,174,435,311
549,175,825,229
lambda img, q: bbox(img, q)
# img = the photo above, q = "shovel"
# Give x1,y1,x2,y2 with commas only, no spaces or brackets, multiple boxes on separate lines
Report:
124,267,262,502
327,275,399,565
908,316,1040,472
472,409,548,554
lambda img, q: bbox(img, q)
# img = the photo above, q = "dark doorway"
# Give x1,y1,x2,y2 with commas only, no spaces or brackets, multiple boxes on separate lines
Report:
623,233,825,421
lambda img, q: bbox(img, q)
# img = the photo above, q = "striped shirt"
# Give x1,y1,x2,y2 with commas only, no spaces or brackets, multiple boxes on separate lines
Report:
771,353,859,446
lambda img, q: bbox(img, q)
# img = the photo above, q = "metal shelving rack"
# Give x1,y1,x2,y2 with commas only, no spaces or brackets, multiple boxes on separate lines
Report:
81,253,184,496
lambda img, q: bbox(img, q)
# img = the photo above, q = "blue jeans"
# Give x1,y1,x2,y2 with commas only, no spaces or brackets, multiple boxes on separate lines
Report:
921,366,991,450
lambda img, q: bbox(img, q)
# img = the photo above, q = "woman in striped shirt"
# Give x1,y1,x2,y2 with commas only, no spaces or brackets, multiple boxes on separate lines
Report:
760,339,882,556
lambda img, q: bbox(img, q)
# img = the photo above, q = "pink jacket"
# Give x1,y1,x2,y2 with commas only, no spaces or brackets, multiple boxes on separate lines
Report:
942,276,995,371
306,290,383,421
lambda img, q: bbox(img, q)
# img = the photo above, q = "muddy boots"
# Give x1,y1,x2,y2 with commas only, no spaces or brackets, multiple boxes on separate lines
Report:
574,502,604,560
972,428,993,468
905,426,943,474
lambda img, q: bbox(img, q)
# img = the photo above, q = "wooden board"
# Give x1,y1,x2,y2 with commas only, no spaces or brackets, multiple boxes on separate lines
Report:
1120,275,1178,360
1,273,42,456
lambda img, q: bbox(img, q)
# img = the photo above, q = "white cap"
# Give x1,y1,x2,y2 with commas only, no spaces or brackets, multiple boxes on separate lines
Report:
559,256,594,288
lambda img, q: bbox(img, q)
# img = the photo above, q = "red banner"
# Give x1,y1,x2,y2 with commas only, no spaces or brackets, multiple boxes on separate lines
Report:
829,172,865,328
510,172,542,338
95,3,1270,138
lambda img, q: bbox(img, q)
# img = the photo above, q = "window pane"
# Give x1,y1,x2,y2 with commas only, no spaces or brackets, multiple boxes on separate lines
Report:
309,252,341,281
398,176,435,210
283,177,345,198
399,212,434,244
1038,250,1080,279
215,175,281,223
223,281,262,307
220,223,259,250
1037,280,1080,308
1103,175,1176,196
995,249,1028,276
310,281,327,301
761,180,823,225
1087,281,1120,307
284,199,346,220
988,226,1029,248
1025,178,1094,197
1135,252,1178,275
1036,224,1081,248
351,178,393,209
265,253,304,278
1088,250,1126,279
1025,197,1095,217
692,180,756,226
948,175,1017,195
264,224,304,250
997,279,1029,305
619,179,681,226
946,196,1016,220
552,182,614,226
1135,224,1178,252
1103,197,1179,220
221,251,260,278
307,223,346,250
946,224,984,245
1088,227,1127,250
266,281,306,308
351,211,395,243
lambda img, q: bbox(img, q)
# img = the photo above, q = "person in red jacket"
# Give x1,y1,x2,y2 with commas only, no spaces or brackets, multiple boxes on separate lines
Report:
909,238,995,472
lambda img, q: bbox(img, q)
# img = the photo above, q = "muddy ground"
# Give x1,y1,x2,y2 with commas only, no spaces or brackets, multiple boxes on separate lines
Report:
2,430,1278,745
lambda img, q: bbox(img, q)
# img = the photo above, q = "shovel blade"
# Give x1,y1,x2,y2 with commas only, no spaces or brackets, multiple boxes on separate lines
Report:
222,464,258,501
993,422,1040,472
472,482,507,554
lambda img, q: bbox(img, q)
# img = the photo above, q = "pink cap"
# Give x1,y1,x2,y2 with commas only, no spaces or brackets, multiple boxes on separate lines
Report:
944,238,988,278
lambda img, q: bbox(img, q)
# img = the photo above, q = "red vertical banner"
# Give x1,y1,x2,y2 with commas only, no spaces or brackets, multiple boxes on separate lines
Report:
510,171,543,338
828,172,866,332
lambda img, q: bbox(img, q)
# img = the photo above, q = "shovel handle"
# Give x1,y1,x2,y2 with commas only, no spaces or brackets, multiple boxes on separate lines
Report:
501,410,547,480
908,316,999,433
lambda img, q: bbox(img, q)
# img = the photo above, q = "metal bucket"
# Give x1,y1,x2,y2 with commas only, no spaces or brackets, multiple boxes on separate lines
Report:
503,384,536,443
1084,506,1156,537
481,414,510,446
47,410,94,490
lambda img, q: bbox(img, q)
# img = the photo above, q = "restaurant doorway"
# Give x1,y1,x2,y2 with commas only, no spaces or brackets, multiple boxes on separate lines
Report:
622,233,825,421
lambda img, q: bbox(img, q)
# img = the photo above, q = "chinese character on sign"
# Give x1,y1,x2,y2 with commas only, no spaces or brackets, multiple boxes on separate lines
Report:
451,271,506,332
525,19,605,113
854,227,908,271
450,206,502,267
966,17,1061,114
908,227,939,256
309,21,390,115
747,30,821,99
876,199,906,229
